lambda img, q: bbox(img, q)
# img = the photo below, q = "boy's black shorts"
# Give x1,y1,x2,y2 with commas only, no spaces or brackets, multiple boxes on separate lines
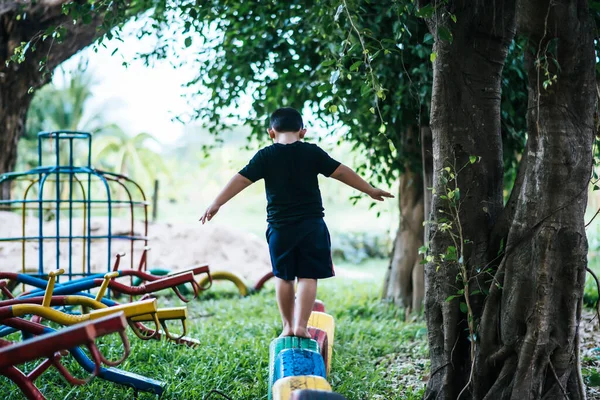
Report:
266,218,335,281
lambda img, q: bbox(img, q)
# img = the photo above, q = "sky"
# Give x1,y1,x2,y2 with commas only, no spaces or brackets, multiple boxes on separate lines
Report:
59,24,203,145
57,16,336,147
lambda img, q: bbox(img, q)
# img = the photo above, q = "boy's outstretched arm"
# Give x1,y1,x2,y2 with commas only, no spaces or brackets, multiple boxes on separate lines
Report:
330,164,394,201
199,173,253,224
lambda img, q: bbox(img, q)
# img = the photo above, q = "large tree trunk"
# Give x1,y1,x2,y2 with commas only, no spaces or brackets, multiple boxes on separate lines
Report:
474,2,596,399
383,127,426,313
0,2,116,199
422,1,516,398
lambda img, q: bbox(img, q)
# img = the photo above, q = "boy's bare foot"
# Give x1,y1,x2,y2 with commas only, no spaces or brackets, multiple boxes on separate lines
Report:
293,327,312,339
279,326,294,338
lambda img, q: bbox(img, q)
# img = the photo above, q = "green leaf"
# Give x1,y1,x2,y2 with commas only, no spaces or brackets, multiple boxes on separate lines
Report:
430,51,437,62
379,124,386,134
594,185,599,191
321,59,336,67
460,302,468,313
329,104,338,113
446,246,457,261
416,4,435,18
469,155,477,164
184,37,192,47
587,371,600,387
445,295,460,302
450,13,457,23
360,84,371,97
349,61,362,72
437,27,453,43
418,245,429,255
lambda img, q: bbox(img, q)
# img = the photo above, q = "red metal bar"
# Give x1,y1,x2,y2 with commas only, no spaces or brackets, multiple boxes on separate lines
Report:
253,271,274,292
0,366,45,400
101,271,197,296
129,321,200,348
27,357,55,382
0,313,127,369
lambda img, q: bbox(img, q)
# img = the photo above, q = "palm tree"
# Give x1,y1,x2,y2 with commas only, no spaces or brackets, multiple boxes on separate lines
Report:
92,127,170,190
21,59,114,170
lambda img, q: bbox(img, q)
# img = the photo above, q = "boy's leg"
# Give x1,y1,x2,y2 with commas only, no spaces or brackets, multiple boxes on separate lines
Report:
293,278,317,338
275,277,295,337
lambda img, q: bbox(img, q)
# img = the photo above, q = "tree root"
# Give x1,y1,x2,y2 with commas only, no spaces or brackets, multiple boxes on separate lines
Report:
586,266,600,322
548,359,569,400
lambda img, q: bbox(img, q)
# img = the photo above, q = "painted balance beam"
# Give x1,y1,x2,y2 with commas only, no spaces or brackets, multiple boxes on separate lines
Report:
272,376,332,400
313,300,325,313
4,316,165,395
291,390,348,399
307,312,335,375
307,327,329,374
268,337,320,400
273,349,326,385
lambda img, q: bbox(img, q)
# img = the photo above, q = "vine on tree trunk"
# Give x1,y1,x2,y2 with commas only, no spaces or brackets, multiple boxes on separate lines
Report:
421,154,497,397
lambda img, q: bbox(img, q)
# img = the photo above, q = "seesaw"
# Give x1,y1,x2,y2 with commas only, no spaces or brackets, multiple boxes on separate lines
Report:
0,313,129,400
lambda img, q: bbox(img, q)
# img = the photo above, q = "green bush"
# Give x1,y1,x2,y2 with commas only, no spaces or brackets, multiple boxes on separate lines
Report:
584,274,599,309
331,231,392,264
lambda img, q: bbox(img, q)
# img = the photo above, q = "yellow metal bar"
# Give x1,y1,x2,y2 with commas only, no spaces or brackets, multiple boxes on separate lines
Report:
129,307,187,322
89,298,157,320
12,303,89,325
63,295,108,310
42,268,65,307
95,271,120,301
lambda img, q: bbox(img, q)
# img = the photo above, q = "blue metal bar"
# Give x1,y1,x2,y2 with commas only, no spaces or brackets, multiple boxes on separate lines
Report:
0,235,148,241
0,199,149,205
37,173,50,275
10,274,119,306
38,131,92,140
55,131,61,277
28,327,164,395
69,137,74,279
87,138,92,277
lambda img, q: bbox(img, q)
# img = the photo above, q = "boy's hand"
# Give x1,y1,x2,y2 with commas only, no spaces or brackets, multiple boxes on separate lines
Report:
199,203,221,224
368,188,394,201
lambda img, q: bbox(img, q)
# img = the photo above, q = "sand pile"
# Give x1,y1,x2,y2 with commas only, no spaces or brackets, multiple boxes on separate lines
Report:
0,211,271,282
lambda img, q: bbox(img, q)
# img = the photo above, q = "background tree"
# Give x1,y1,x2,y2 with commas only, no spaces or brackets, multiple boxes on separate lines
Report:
19,62,114,170
93,128,168,188
0,0,151,198
134,0,528,314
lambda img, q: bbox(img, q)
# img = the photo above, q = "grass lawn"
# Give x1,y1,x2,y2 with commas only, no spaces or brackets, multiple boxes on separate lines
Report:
0,261,428,400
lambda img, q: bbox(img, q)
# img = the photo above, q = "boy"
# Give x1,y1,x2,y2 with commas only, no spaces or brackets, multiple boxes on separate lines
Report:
199,107,393,338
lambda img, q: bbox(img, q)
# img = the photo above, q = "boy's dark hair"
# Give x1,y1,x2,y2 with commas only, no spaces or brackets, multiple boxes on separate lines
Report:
269,107,304,132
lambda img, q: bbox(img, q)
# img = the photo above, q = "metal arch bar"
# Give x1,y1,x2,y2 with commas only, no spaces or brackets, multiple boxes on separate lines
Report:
97,171,149,270
102,175,137,273
37,131,92,139
31,166,114,278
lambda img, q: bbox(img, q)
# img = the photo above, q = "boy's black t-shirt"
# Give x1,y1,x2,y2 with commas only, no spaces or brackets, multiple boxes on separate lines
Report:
239,141,341,227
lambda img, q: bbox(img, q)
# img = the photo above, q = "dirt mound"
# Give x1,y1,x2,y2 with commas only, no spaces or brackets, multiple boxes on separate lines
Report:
0,211,271,282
